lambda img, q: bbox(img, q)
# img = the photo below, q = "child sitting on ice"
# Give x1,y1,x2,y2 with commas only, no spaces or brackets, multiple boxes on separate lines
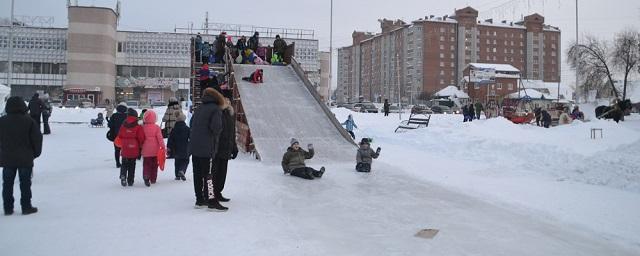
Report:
242,69,263,83
356,138,381,173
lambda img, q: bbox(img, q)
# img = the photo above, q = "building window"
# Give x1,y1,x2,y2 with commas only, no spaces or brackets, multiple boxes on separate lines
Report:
504,49,507,53
451,53,455,59
504,56,508,61
440,44,444,50
450,62,455,67
451,28,455,33
493,48,497,53
440,70,445,75
440,36,445,41
440,62,444,67
474,83,480,89
440,79,445,85
520,42,524,46
486,39,490,44
486,48,490,52
440,53,445,58
497,83,502,90
440,27,445,33
493,39,497,44
493,31,497,36
504,41,508,46
507,83,513,90
486,56,490,61
493,56,497,61
451,37,455,42
450,45,455,51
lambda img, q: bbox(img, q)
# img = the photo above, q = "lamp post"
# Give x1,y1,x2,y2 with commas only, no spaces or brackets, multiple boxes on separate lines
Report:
329,0,333,105
8,0,15,88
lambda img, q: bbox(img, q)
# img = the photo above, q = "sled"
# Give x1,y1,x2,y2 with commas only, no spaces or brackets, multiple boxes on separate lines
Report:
157,147,166,171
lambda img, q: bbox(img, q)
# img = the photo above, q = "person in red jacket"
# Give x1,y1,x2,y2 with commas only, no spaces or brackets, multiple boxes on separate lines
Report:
117,108,145,187
241,69,263,83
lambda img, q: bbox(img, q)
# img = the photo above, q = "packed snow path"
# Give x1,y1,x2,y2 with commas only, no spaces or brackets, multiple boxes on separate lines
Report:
234,64,355,163
0,123,636,255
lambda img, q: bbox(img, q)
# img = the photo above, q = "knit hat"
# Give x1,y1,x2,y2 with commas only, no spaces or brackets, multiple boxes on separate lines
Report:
290,138,299,146
360,138,370,145
127,108,138,117
118,102,127,107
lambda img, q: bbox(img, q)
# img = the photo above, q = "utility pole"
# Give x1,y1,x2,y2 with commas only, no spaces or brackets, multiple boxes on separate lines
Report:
8,0,15,88
329,0,333,105
576,0,580,102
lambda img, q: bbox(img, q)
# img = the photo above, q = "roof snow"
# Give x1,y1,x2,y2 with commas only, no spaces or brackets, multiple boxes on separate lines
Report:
507,88,555,100
521,80,573,101
435,85,470,98
468,63,519,73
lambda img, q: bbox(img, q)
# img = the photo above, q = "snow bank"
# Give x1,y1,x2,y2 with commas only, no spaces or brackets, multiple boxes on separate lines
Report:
332,108,640,247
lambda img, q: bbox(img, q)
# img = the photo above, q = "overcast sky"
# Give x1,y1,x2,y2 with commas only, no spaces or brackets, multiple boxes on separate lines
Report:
2,0,639,87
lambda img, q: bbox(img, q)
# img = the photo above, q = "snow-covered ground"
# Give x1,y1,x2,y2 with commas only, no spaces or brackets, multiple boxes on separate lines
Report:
0,106,638,255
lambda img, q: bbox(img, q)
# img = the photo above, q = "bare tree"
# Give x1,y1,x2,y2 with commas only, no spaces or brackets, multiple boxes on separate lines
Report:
567,36,619,99
613,28,640,100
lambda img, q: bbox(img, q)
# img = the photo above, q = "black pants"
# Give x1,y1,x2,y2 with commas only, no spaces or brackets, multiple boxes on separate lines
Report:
42,114,51,134
114,145,121,166
536,116,541,126
384,111,389,116
196,50,201,62
120,158,136,184
215,52,225,64
3,167,33,212
290,167,323,180
31,115,41,133
213,158,229,197
347,130,355,139
356,163,371,172
175,158,190,178
192,157,213,203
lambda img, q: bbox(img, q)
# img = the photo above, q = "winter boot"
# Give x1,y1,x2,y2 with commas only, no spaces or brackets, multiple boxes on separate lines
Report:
22,206,38,215
175,177,181,181
216,193,230,202
144,178,151,187
207,200,229,212
314,167,325,178
120,175,127,187
179,171,186,181
194,199,207,209
4,209,13,216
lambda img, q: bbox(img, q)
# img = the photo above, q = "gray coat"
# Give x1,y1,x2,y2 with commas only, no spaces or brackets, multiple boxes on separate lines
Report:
281,147,314,172
189,94,222,158
356,144,379,164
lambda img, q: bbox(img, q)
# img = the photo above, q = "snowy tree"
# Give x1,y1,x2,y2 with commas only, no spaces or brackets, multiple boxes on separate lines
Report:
567,36,619,100
612,29,640,101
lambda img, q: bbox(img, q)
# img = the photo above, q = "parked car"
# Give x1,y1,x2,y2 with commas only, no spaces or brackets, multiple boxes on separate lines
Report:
431,105,453,114
338,103,355,111
150,101,166,108
358,103,379,113
352,103,364,112
126,100,140,109
79,100,95,108
388,105,402,113
63,100,80,108
50,99,63,108
411,104,433,114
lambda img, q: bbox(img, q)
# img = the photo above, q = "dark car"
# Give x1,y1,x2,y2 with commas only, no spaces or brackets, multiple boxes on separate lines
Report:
411,104,433,114
431,105,453,114
358,103,379,113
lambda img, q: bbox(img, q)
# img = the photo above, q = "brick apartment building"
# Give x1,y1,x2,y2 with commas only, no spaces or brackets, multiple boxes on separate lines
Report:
336,6,561,104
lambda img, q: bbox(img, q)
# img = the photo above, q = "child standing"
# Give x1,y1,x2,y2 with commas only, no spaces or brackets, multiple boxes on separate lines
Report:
117,108,145,186
167,113,190,181
141,109,166,187
341,114,357,139
356,138,381,173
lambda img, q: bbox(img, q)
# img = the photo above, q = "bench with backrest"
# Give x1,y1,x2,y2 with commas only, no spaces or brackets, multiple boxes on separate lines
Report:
395,113,431,132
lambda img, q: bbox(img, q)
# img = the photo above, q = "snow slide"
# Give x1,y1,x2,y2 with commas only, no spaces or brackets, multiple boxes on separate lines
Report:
234,64,355,163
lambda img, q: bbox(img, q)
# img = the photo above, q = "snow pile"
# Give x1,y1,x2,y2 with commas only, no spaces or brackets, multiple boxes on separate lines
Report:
332,107,640,247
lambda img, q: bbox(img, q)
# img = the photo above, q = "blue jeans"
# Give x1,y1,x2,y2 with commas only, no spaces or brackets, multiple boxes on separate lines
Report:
3,167,33,212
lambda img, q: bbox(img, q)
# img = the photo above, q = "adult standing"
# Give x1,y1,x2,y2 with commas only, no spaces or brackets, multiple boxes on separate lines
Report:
541,109,552,128
162,97,182,138
195,33,203,62
28,93,44,132
248,31,260,52
105,99,114,122
0,96,43,215
212,95,238,203
214,32,227,64
272,35,287,63
189,88,226,211
108,103,128,168
468,103,475,121
41,94,52,135
474,101,483,120
383,99,390,116
236,36,247,53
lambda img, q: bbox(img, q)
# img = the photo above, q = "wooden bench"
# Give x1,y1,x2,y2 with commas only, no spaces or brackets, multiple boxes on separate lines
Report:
395,113,431,132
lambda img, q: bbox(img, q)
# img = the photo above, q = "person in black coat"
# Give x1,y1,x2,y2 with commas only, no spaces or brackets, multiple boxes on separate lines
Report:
248,31,259,52
189,88,225,211
167,113,190,181
27,93,44,132
214,32,227,64
383,99,390,117
212,96,238,203
468,104,475,121
108,103,128,168
41,95,52,135
534,107,542,126
541,109,552,128
0,96,43,215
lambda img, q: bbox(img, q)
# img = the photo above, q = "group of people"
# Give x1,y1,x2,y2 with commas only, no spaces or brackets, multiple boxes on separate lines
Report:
533,105,585,128
107,88,238,211
462,102,484,122
194,31,288,66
